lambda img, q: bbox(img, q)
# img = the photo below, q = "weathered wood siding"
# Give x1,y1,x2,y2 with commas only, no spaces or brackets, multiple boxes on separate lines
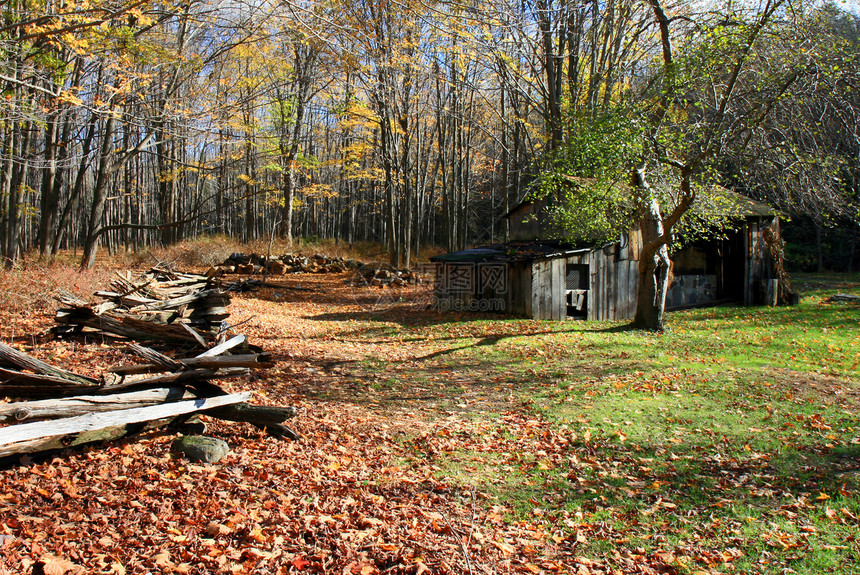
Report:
517,247,639,321
743,217,777,305
585,245,639,321
508,203,540,241
507,261,532,317
522,258,566,320
435,215,778,321
435,238,642,321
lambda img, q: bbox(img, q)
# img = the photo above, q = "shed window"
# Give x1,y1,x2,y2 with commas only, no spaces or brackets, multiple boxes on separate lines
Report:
566,264,589,290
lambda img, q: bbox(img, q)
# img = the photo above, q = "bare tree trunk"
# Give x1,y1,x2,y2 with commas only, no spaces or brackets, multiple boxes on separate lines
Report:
632,168,671,331
281,165,295,243
81,109,117,269
7,116,32,265
38,115,59,258
0,117,16,266
52,111,97,255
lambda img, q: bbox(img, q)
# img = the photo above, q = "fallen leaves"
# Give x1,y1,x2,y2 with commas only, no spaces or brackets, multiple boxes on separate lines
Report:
32,556,83,575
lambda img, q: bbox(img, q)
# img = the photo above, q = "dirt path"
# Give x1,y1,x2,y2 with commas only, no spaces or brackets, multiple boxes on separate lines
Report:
224,273,520,416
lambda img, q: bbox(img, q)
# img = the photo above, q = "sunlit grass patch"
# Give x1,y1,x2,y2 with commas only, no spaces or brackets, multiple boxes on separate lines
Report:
289,272,859,573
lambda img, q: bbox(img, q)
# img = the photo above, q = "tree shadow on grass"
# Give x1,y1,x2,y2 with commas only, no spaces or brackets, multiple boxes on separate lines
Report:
467,436,860,571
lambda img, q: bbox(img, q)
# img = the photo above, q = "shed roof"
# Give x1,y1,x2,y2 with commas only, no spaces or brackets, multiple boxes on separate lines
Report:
722,192,781,217
430,241,591,264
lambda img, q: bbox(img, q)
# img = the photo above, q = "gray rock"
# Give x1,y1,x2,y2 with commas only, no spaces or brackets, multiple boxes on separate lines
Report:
171,435,229,464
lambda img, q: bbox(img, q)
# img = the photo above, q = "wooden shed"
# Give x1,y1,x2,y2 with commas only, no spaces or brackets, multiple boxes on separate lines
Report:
430,239,639,321
431,194,782,321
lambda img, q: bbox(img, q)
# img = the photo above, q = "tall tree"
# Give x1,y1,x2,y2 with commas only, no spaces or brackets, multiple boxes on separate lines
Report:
629,0,814,330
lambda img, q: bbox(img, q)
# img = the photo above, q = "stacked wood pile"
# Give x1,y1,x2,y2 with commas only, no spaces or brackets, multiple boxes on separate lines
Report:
350,264,426,288
0,336,297,459
54,268,230,346
223,279,314,293
212,253,359,275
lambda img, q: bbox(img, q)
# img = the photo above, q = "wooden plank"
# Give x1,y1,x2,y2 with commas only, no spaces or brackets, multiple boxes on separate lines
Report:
612,254,622,320
196,334,247,357
549,261,557,320
181,323,209,348
0,368,97,399
545,261,554,320
603,254,612,320
618,258,630,319
0,342,98,386
604,251,613,320
592,252,601,321
628,261,638,319
0,392,251,456
508,263,522,316
594,251,605,321
525,263,535,318
553,258,565,320
502,264,513,315
537,261,549,320
0,387,195,422
109,354,273,376
55,310,203,344
586,251,599,321
103,368,247,392
127,344,184,371
0,368,93,388
0,417,179,458
603,252,618,321
94,291,156,307
127,289,225,313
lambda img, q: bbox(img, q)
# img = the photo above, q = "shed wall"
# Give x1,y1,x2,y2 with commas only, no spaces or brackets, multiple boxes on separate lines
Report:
744,217,777,305
528,259,567,320
581,245,639,321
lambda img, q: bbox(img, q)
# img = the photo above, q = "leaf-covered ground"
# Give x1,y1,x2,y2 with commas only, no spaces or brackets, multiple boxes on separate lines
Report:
1,269,858,574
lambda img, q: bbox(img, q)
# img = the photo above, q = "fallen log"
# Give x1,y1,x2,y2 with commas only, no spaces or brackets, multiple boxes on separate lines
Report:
827,293,860,303
0,342,98,387
109,353,274,376
204,403,300,440
0,368,99,399
102,368,249,391
0,392,251,458
55,308,209,345
197,335,246,357
0,387,195,422
0,417,180,460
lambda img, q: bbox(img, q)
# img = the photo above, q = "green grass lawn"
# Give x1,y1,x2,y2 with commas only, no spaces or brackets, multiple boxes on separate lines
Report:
331,273,859,574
